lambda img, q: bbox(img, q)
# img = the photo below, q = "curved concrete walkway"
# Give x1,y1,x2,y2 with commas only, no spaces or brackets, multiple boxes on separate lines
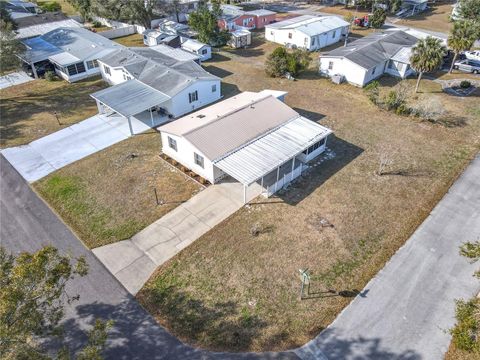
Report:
2,152,479,359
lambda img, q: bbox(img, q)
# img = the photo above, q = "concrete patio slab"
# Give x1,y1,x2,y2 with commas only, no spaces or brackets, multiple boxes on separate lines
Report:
0,71,34,89
1,113,153,183
93,181,262,294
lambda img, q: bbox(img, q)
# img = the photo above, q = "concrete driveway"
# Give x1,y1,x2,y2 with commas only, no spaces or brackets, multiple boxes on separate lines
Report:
0,71,34,89
1,114,151,183
93,181,261,295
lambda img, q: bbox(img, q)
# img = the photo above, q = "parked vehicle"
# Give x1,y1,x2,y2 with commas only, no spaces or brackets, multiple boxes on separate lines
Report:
453,59,480,74
464,50,480,62
353,15,370,27
22,61,54,78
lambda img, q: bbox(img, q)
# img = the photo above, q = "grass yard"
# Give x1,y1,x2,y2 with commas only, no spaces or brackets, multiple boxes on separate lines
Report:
34,132,202,249
53,0,78,16
395,0,455,33
137,35,480,352
445,343,480,360
0,77,107,148
113,33,146,47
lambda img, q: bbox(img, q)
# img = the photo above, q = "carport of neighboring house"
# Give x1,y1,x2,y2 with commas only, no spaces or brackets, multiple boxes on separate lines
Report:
213,116,333,203
91,79,172,135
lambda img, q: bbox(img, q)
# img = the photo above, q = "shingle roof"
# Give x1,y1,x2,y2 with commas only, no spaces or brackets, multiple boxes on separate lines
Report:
324,30,418,69
99,47,218,97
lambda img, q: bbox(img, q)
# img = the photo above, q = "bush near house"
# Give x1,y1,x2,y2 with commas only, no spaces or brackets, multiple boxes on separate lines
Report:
38,1,62,12
265,47,311,78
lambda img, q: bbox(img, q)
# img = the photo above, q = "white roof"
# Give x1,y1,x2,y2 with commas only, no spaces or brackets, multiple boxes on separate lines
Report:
390,46,412,64
49,51,80,65
150,44,200,62
247,9,276,16
266,15,349,36
15,18,83,39
232,28,251,37
214,116,332,185
181,38,208,52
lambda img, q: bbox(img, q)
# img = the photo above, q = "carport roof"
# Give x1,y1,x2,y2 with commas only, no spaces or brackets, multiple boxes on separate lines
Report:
90,79,170,118
214,116,332,185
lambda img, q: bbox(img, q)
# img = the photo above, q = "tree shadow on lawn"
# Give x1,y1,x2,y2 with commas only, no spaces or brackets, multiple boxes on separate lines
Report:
203,65,234,78
270,135,364,206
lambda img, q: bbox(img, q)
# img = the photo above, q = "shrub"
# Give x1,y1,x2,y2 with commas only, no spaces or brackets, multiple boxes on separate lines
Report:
364,81,380,104
44,70,57,81
460,80,472,88
92,21,102,28
450,298,480,352
39,1,61,12
343,12,354,23
370,8,387,28
265,47,310,78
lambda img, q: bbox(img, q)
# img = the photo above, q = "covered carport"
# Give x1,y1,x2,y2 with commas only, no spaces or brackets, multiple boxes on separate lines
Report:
91,79,171,135
214,116,332,204
19,37,62,78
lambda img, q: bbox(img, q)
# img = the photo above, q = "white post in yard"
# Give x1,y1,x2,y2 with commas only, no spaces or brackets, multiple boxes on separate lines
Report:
150,107,154,128
127,116,134,136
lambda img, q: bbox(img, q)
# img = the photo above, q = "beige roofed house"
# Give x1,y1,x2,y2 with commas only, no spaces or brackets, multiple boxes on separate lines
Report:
159,91,333,202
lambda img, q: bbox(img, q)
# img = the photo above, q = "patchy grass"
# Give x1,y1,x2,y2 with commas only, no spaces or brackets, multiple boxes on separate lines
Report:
34,133,202,249
395,0,455,33
53,0,78,15
0,77,107,148
320,4,370,18
138,35,480,352
445,343,480,360
113,33,145,47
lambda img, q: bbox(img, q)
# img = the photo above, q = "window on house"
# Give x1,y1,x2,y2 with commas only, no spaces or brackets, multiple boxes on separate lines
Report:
388,60,394,69
168,137,177,151
202,49,208,55
372,66,376,75
304,37,308,46
311,37,316,46
270,31,274,36
211,84,216,92
103,65,111,76
66,62,86,76
86,60,99,70
188,90,198,103
332,30,336,38
328,61,334,70
288,32,292,39
303,138,326,155
194,152,204,168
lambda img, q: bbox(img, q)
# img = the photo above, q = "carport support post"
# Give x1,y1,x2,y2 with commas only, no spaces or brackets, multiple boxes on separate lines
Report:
30,62,38,79
243,184,247,205
150,107,154,127
127,116,134,136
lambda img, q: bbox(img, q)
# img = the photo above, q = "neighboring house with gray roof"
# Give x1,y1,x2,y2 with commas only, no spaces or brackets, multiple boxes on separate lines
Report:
265,15,349,51
319,30,419,87
92,46,220,133
20,27,122,81
14,12,83,39
159,90,332,201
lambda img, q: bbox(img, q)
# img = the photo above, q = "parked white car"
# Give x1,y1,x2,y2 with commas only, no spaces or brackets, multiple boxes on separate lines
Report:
465,50,480,62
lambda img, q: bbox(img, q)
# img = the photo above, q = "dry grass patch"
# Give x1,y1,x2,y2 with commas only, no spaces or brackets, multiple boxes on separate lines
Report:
138,36,480,352
34,132,202,249
395,0,455,33
0,77,107,148
445,343,480,360
113,33,146,47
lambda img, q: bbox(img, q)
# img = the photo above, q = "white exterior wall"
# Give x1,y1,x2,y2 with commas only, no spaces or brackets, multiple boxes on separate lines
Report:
160,132,222,183
184,45,211,61
385,60,415,79
98,61,128,85
54,62,101,83
265,26,347,51
164,80,221,118
319,57,368,86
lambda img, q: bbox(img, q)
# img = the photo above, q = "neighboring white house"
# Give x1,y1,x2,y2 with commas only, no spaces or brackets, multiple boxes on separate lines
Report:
143,29,172,46
159,90,332,202
20,27,123,81
265,15,350,51
319,30,419,87
92,47,221,134
181,38,212,61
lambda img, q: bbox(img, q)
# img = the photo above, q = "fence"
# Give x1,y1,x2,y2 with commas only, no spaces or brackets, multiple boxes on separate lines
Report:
98,25,136,39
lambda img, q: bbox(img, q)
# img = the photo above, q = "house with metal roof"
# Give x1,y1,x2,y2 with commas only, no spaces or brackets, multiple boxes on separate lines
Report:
181,38,212,61
159,90,332,202
319,30,419,87
91,47,220,135
265,15,350,51
217,4,276,31
14,12,83,39
20,27,122,81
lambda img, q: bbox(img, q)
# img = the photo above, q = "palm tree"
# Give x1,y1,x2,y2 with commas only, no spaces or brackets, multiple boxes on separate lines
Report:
448,20,478,73
410,36,446,93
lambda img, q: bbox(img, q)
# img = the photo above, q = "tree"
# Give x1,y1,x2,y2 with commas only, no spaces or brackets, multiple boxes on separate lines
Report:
0,23,25,74
188,4,230,45
370,8,387,29
448,20,479,73
265,47,311,78
410,36,446,93
0,3,17,30
66,0,91,20
0,246,111,359
456,0,480,22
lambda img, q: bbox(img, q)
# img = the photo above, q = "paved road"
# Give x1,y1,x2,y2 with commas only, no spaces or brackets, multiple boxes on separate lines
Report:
296,155,480,360
0,154,297,360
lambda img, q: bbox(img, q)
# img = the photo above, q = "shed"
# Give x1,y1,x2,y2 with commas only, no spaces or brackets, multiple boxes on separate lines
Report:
228,29,251,48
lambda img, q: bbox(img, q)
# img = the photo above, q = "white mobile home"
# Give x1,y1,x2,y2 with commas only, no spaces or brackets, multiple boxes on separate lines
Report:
319,30,419,87
181,39,212,61
265,15,349,51
159,90,332,202
92,47,220,134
